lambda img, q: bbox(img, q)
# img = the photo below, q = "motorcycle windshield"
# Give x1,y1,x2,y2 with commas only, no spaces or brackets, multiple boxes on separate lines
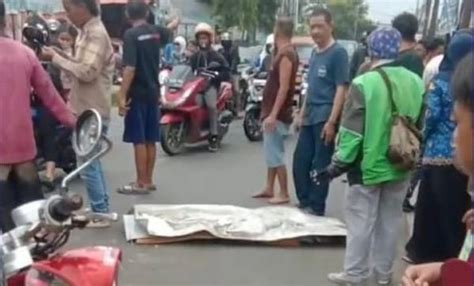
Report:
167,65,195,89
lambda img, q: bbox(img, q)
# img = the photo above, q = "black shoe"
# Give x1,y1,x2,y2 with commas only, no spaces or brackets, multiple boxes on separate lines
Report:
403,198,415,213
208,136,219,152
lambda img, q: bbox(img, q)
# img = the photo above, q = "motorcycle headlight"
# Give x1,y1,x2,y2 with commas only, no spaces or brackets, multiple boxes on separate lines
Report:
162,88,193,108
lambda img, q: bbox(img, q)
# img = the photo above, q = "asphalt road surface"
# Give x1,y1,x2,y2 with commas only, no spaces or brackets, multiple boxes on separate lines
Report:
67,113,410,286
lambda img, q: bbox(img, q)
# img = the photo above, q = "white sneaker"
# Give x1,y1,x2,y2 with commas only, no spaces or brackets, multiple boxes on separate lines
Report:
377,278,392,285
328,272,367,286
86,219,111,229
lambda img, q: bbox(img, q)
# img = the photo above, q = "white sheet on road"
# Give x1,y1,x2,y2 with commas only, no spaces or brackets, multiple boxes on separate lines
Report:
124,205,346,242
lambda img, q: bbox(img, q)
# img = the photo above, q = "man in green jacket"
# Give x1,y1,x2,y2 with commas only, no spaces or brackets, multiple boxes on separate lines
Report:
316,27,425,286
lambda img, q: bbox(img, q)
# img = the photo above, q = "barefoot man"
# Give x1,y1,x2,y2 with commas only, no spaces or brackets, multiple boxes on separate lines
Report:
253,17,298,205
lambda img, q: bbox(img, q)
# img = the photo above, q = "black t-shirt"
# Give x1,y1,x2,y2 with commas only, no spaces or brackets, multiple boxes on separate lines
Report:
123,23,171,102
393,49,424,78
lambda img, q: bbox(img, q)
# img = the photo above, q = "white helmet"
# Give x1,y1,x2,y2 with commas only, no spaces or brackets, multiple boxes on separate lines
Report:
194,23,214,39
265,34,274,46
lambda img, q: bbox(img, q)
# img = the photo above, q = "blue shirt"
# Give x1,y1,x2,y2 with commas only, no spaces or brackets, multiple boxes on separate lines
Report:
422,74,456,165
303,43,349,125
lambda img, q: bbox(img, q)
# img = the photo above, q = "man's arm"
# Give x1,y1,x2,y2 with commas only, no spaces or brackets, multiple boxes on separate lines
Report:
264,57,292,131
30,54,75,127
118,31,137,115
321,47,349,144
333,85,365,166
166,15,180,31
328,85,347,124
51,33,108,83
329,48,350,125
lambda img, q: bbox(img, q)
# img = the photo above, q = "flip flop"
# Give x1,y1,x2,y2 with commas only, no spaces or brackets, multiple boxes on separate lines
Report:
117,183,150,195
268,197,290,205
128,182,157,192
252,191,273,199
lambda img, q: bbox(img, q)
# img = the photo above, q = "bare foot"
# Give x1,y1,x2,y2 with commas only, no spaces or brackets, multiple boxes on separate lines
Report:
252,189,274,199
268,195,290,205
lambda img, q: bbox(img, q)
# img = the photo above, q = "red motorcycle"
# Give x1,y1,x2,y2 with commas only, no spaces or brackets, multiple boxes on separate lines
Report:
1,110,121,286
160,64,234,155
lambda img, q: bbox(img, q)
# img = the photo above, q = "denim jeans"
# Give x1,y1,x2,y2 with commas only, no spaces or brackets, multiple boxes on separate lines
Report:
77,125,110,213
292,123,334,215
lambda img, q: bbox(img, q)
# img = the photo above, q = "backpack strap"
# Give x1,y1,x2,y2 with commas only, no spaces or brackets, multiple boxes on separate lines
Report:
375,68,397,115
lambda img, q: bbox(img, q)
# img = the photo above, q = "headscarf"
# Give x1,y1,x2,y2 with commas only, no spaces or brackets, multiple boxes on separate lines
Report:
174,36,187,55
367,27,401,60
438,29,474,81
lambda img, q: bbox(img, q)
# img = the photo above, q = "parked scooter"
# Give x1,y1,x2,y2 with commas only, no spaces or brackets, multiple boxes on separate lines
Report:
160,63,234,155
1,110,121,286
243,70,268,142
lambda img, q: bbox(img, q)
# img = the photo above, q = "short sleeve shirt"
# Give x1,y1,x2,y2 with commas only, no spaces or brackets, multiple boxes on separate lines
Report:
303,43,349,125
123,23,171,102
393,49,424,78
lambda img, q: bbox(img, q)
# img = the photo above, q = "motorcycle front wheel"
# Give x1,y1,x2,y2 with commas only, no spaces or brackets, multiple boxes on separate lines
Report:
161,123,185,156
243,110,263,142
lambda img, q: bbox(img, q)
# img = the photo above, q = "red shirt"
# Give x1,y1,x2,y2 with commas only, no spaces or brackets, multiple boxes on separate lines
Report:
0,37,75,164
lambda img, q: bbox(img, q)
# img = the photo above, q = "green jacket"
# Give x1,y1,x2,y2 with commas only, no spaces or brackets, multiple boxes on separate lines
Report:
334,66,424,185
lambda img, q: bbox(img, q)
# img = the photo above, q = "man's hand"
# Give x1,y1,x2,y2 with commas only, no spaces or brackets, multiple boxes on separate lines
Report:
462,209,473,230
263,115,277,133
401,263,442,286
118,97,131,117
40,46,56,62
321,121,336,145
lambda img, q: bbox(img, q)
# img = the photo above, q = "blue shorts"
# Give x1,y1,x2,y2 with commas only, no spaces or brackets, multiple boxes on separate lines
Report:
263,121,289,168
123,100,160,144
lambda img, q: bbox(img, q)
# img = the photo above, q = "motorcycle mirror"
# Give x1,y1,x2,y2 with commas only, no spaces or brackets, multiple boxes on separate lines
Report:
72,109,103,158
62,109,112,190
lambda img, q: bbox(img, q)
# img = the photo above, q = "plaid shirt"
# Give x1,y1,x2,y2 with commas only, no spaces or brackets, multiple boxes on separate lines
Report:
52,17,114,119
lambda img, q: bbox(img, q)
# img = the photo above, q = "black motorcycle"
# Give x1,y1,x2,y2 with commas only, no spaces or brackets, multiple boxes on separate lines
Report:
23,19,77,190
243,71,268,142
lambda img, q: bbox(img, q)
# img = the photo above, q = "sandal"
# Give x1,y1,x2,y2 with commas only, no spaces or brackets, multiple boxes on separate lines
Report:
127,182,157,192
117,183,151,195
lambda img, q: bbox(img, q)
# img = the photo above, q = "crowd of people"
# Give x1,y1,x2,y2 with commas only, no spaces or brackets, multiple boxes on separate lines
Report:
0,0,473,285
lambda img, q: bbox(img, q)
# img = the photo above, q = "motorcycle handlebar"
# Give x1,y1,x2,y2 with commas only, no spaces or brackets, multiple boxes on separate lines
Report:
48,195,84,223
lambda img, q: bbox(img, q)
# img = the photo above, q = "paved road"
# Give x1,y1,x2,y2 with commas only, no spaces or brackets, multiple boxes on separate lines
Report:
67,113,409,286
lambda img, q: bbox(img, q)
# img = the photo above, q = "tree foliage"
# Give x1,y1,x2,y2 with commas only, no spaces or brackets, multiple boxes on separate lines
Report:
198,0,279,37
199,0,374,41
309,0,374,39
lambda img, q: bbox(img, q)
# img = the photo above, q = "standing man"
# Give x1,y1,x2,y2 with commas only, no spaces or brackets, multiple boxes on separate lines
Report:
220,32,242,116
293,8,349,216
42,0,115,228
253,17,298,205
0,0,75,231
392,12,424,77
317,27,424,286
117,0,178,194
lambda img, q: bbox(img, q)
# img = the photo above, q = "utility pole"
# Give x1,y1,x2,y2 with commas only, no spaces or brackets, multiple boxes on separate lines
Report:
422,0,432,36
295,0,300,27
427,0,440,37
459,0,472,28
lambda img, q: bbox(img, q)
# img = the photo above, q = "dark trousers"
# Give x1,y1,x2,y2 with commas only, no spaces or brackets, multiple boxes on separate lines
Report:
293,123,334,215
406,165,470,263
37,107,59,162
0,163,43,232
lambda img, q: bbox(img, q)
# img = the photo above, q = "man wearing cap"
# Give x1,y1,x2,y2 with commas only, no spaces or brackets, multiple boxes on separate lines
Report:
314,27,425,286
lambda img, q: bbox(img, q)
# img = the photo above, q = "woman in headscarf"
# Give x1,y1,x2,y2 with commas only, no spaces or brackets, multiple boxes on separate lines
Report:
405,29,474,265
172,36,186,64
